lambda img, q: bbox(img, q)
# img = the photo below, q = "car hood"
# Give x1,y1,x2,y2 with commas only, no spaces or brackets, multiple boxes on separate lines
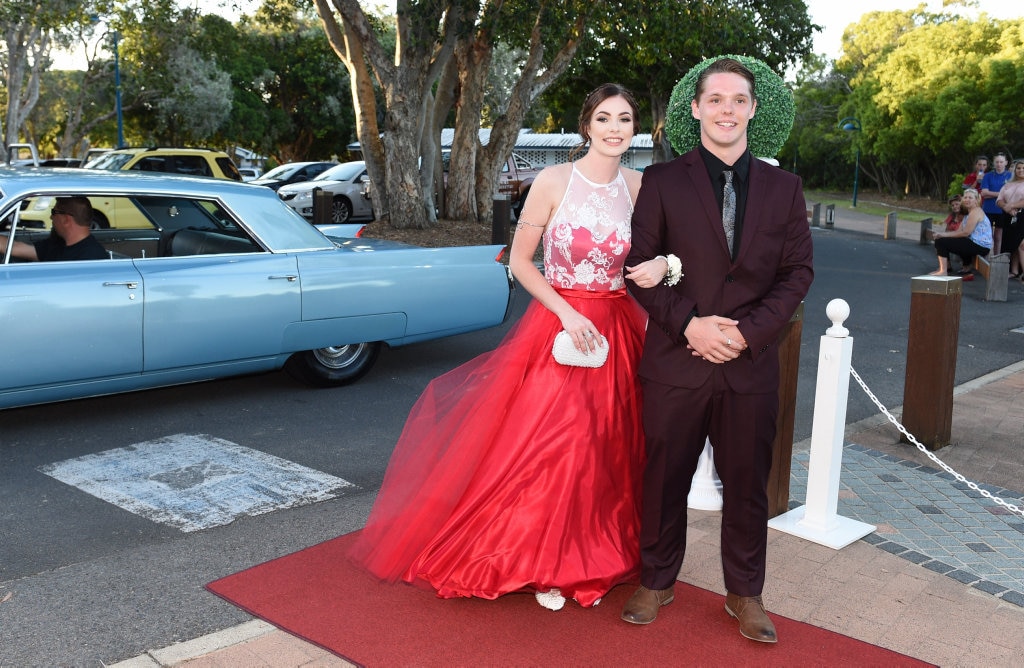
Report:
249,178,286,190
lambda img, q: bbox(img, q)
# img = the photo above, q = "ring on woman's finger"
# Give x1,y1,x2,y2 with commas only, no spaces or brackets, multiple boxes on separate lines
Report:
726,338,733,347
585,331,593,338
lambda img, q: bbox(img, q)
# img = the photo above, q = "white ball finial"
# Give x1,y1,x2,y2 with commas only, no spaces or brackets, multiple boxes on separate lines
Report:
825,299,850,337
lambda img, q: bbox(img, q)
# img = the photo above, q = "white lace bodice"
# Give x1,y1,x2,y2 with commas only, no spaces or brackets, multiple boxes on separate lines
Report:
542,166,633,291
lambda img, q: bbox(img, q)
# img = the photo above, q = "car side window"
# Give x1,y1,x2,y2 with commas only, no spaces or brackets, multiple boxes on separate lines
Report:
132,157,167,172
172,156,212,177
133,197,261,257
216,157,242,181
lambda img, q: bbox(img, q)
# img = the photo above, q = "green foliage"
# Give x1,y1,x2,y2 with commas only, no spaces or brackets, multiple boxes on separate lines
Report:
787,8,1024,199
194,7,356,160
539,0,815,160
776,65,849,188
152,44,233,144
666,54,795,158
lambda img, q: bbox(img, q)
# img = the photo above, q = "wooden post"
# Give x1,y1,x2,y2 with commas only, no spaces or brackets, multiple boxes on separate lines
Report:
901,276,961,450
768,302,804,518
811,203,821,228
492,198,511,246
312,188,332,226
981,253,1010,302
883,212,898,239
919,217,933,245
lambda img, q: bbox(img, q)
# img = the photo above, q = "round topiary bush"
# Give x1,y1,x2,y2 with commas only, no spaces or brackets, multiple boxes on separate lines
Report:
666,54,795,159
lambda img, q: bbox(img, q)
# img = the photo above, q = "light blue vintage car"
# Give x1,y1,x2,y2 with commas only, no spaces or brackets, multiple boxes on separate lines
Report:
0,168,514,409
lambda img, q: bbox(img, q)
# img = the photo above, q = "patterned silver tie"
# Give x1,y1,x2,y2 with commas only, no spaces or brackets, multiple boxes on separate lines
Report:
722,170,736,255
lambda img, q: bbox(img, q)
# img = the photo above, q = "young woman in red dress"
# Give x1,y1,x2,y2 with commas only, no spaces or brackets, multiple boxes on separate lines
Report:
349,84,670,610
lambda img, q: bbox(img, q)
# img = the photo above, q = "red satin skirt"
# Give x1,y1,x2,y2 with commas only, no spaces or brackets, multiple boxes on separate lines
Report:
348,288,647,606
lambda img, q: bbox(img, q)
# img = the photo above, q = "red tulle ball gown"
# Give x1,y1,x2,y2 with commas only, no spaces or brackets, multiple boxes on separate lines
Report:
349,166,647,607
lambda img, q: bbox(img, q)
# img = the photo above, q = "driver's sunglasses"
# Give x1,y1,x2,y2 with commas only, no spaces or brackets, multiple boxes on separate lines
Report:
51,208,71,217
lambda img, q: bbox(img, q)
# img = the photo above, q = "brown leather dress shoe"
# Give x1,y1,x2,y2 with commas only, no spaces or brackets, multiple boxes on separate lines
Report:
620,585,675,625
725,592,777,643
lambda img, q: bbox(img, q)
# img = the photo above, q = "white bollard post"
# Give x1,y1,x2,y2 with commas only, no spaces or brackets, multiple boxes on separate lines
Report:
767,299,875,549
687,439,722,510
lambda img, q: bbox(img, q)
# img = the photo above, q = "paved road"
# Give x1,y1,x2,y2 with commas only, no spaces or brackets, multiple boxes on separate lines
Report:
1,222,1022,665
798,222,1024,433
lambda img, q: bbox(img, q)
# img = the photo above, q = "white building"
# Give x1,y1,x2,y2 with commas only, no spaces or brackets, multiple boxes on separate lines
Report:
438,128,655,170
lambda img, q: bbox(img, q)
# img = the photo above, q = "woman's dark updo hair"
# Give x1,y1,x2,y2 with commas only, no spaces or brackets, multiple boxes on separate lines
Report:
570,83,640,160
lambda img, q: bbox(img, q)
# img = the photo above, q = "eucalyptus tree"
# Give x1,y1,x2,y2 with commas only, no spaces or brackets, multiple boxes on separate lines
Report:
443,1,594,223
0,0,96,158
835,8,1024,197
192,5,357,163
50,18,127,156
312,0,598,229
775,56,851,189
543,0,817,164
17,4,126,158
106,2,234,146
311,0,461,228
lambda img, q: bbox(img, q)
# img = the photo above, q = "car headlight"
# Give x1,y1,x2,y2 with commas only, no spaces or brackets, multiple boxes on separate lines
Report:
293,191,313,203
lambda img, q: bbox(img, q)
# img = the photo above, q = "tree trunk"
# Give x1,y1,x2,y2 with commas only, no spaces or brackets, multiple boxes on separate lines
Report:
2,19,48,150
314,0,388,220
474,8,589,223
431,56,460,219
57,53,119,157
325,0,464,229
381,56,441,229
417,90,439,226
649,94,672,164
448,36,492,222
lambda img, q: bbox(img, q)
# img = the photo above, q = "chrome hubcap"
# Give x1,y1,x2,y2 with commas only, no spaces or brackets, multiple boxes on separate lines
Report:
312,343,367,370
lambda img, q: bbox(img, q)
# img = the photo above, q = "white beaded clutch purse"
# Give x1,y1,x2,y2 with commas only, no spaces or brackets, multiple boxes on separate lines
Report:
551,330,609,368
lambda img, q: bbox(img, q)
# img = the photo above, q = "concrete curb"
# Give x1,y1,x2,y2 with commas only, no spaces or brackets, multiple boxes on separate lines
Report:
108,619,276,667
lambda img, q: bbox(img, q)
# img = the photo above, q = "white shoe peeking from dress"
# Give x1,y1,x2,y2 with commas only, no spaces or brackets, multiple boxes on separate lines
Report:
535,588,566,611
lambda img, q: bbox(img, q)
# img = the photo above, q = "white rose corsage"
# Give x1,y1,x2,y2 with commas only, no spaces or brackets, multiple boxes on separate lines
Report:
657,254,683,286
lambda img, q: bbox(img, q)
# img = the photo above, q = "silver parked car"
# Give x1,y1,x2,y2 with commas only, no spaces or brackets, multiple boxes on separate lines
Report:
0,168,514,409
250,161,335,191
278,161,373,224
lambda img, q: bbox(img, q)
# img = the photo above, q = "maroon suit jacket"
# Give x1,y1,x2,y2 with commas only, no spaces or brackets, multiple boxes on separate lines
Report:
627,148,814,394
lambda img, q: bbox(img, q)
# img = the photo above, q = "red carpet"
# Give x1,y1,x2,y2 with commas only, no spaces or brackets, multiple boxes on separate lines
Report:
207,532,929,667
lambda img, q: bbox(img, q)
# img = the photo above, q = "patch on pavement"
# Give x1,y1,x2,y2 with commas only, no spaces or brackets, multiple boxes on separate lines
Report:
38,433,354,532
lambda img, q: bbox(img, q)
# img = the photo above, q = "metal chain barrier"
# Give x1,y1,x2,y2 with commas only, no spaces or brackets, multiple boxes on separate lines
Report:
850,367,1024,519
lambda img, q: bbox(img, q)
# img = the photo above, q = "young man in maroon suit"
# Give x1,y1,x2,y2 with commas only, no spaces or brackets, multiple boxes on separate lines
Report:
621,58,813,643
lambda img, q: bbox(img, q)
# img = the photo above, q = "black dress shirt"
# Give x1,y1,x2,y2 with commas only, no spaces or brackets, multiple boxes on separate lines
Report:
698,144,751,260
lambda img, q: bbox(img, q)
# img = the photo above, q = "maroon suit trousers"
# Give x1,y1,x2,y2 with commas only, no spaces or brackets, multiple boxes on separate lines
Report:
638,370,778,596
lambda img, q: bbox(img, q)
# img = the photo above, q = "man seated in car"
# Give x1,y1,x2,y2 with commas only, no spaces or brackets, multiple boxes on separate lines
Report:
0,196,108,261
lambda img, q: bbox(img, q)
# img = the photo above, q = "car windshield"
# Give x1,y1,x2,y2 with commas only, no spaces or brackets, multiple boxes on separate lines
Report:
259,163,302,180
86,152,135,171
314,162,363,182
